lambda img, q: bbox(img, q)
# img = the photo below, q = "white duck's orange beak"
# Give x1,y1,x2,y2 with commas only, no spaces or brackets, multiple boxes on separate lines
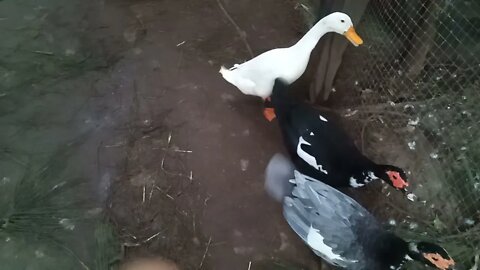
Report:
344,26,363,47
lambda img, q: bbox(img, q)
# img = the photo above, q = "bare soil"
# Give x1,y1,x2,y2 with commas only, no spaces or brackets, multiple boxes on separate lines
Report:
100,0,320,269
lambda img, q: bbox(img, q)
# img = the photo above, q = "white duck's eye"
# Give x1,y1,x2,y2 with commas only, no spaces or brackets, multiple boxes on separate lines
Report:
340,19,345,23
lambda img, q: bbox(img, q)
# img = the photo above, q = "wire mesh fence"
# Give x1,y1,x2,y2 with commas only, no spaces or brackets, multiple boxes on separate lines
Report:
316,0,480,267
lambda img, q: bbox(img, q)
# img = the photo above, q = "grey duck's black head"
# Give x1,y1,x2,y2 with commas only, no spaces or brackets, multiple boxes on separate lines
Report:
408,242,456,270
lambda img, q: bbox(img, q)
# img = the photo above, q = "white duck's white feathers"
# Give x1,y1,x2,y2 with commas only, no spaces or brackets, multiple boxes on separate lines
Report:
219,12,356,98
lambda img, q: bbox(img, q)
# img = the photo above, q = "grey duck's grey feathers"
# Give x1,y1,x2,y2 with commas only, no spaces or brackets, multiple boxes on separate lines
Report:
266,154,383,269
265,153,295,202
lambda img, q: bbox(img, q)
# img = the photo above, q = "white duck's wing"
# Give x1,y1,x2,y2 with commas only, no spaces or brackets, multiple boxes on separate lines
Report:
284,171,380,268
220,48,296,97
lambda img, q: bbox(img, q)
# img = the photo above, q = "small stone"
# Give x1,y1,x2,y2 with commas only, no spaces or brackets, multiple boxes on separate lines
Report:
279,232,289,251
192,237,201,246
1,177,11,184
65,48,76,56
123,27,137,43
233,246,254,255
151,60,161,70
220,93,235,102
409,222,418,230
240,159,249,171
473,182,480,190
133,47,142,55
59,218,75,231
464,218,475,226
35,250,45,258
408,141,416,150
407,117,419,126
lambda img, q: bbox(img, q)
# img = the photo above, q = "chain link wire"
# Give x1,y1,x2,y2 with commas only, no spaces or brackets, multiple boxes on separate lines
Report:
323,0,480,267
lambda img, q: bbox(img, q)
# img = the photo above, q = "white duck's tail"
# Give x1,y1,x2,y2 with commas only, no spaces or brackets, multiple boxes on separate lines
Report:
264,153,295,202
219,66,256,92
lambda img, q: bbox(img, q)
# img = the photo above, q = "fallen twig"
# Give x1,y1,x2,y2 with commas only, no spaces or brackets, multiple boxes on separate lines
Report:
143,231,162,243
157,147,192,153
104,142,127,148
148,184,155,202
199,237,212,269
32,50,54,56
176,40,186,47
215,0,253,57
204,195,211,206
192,214,196,234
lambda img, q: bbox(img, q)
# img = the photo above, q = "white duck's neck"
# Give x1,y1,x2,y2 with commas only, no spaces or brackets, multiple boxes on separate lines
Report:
291,18,331,52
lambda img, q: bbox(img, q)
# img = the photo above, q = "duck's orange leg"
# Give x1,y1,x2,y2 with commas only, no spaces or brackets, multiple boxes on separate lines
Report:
262,97,276,122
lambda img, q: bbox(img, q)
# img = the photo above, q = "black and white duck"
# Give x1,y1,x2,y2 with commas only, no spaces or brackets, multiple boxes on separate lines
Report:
270,78,415,199
265,153,456,270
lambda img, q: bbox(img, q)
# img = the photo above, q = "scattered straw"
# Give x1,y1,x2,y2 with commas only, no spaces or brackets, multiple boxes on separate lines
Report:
160,131,194,181
155,186,175,201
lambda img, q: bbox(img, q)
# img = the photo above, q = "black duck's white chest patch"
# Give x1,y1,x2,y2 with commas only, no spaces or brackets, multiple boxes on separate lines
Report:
365,171,379,183
349,176,365,188
319,115,328,122
389,254,412,270
349,172,379,187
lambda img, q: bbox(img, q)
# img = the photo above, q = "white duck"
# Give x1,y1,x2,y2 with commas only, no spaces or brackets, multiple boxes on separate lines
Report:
219,12,363,121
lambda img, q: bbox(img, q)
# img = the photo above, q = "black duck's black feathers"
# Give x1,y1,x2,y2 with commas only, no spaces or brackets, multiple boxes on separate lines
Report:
271,79,377,188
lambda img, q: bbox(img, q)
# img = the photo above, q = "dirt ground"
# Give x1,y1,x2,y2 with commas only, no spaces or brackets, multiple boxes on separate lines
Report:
98,0,320,269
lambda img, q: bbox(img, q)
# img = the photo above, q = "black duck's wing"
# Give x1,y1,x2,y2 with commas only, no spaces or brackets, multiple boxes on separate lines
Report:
271,79,368,175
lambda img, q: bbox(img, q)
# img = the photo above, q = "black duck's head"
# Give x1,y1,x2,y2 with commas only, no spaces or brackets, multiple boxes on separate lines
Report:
374,165,413,197
408,242,456,270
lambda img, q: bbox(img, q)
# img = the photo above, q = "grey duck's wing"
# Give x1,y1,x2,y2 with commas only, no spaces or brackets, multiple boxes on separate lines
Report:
283,171,381,268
